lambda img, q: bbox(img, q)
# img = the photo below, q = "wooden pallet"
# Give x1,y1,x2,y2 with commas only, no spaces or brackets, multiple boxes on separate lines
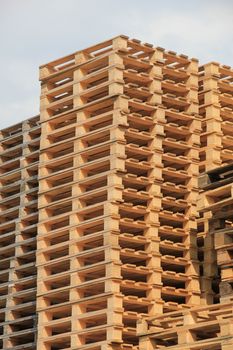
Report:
35,35,201,350
199,63,233,173
198,163,233,304
138,301,233,350
0,116,40,350
198,62,233,305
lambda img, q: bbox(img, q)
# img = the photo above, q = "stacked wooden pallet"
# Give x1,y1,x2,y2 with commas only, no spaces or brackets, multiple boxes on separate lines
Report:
37,35,200,350
137,302,233,350
199,164,233,302
197,63,233,305
158,49,201,310
199,63,233,172
0,116,40,349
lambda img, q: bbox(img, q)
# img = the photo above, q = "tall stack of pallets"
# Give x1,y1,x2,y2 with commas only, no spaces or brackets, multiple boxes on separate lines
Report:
137,163,233,350
199,63,233,171
1,35,233,350
158,48,201,310
199,164,233,302
198,63,233,305
137,65,233,350
0,116,40,349
36,35,201,350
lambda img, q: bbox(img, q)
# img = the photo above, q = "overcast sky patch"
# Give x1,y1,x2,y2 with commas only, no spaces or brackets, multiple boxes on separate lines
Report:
0,0,232,128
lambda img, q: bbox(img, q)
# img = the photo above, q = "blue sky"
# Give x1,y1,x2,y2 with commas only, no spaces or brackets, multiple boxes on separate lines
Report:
0,0,233,129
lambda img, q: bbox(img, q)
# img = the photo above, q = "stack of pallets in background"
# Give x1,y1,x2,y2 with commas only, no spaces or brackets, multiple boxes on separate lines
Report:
36,35,200,350
0,116,40,349
199,164,233,302
137,164,233,350
137,302,233,350
197,63,233,305
199,63,233,171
